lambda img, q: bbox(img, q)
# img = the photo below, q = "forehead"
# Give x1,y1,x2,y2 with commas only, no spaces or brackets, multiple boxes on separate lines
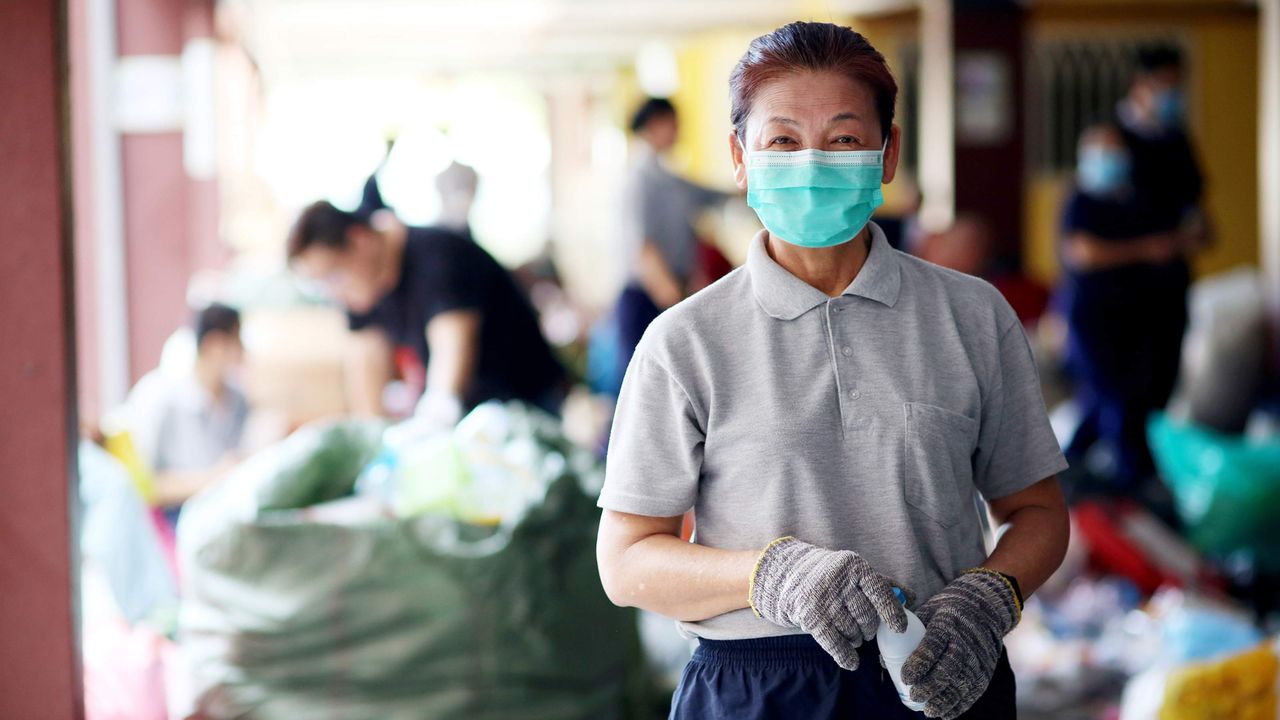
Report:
1143,66,1181,85
748,70,877,130
1081,126,1124,147
291,245,344,278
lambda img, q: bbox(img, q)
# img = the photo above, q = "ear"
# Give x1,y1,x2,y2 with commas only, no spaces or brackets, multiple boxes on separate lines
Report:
729,130,748,190
881,124,902,185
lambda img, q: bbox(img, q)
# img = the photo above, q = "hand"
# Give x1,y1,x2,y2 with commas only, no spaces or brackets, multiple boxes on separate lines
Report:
414,389,463,429
749,537,907,670
901,569,1021,719
1138,233,1180,264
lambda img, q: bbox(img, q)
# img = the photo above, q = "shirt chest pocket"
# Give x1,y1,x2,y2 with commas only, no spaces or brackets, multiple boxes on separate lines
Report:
902,402,979,528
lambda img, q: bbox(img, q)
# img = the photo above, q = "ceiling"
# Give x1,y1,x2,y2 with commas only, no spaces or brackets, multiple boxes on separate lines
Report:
229,0,918,83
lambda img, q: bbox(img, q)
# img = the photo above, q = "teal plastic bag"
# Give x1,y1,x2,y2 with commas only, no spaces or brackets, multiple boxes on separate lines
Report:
1147,412,1280,569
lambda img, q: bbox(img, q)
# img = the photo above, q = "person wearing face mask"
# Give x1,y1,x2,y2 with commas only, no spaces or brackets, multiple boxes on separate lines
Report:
1103,46,1204,485
1058,123,1188,487
287,201,567,425
596,22,1069,720
1117,47,1205,241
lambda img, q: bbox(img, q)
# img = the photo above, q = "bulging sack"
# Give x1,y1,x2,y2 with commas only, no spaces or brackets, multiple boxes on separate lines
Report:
179,406,648,720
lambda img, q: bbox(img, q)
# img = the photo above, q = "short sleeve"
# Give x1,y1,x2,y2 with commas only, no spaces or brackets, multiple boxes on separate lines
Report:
423,240,488,317
972,321,1069,499
677,175,730,210
1060,192,1093,236
598,351,704,517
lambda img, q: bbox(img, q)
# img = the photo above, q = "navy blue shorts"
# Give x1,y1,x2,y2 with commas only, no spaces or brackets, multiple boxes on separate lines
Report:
670,634,1016,719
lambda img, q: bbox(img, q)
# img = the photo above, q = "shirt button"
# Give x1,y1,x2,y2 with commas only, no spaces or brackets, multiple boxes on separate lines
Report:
841,346,853,357
849,389,860,400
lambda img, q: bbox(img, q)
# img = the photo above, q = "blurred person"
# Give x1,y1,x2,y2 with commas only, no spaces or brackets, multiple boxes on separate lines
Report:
356,135,396,222
287,201,566,426
614,97,732,386
1117,46,1207,243
596,22,1068,720
1059,123,1191,486
122,303,248,522
916,214,1049,325
435,160,479,239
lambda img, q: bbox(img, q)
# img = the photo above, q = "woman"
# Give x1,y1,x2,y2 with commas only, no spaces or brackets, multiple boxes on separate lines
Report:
1059,123,1190,486
596,22,1069,719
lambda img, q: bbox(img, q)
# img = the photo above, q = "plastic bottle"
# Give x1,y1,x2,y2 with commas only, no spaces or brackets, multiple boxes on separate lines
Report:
877,587,927,712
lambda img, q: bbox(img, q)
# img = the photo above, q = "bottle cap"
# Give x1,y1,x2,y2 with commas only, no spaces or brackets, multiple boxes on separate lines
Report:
892,587,907,606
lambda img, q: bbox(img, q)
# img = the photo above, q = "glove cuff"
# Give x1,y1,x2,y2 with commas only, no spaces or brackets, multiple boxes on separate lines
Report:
960,567,1022,633
748,536,801,619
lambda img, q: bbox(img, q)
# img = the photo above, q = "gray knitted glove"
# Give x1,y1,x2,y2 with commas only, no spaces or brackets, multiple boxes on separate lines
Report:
901,569,1022,719
749,537,908,671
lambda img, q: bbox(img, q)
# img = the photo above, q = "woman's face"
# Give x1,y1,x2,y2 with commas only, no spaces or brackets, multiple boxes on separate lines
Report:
729,70,900,190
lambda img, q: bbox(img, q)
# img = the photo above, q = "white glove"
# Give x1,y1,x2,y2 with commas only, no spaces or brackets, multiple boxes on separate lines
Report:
414,389,462,429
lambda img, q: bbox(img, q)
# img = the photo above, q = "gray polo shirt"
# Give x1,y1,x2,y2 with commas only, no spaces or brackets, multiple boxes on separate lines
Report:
622,149,729,284
599,222,1068,641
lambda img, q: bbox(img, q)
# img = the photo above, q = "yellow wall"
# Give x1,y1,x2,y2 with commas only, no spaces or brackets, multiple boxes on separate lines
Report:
1025,5,1261,286
852,12,921,214
668,28,768,187
665,11,918,194
632,5,1260,285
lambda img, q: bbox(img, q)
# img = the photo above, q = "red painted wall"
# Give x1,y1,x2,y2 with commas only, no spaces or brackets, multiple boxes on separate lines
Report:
0,0,84,717
121,132,191,379
69,0,101,423
953,1,1027,265
112,0,221,382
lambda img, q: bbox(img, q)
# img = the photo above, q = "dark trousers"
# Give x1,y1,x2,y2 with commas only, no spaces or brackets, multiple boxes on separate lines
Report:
670,634,1016,719
1064,260,1189,484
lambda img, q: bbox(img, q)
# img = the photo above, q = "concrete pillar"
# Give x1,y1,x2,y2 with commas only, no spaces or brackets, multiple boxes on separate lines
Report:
917,0,955,232
0,0,84,717
1262,0,1280,347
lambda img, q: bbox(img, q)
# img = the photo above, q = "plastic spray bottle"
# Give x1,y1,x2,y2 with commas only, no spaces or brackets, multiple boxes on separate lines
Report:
877,587,927,712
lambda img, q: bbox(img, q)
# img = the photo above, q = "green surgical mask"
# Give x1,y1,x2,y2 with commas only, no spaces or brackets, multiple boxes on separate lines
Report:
746,144,885,248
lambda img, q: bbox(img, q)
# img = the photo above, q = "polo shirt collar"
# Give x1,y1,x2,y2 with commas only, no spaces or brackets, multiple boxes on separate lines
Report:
748,221,901,320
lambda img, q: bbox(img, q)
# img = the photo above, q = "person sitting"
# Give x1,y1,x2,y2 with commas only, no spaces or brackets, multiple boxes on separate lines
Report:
122,302,248,523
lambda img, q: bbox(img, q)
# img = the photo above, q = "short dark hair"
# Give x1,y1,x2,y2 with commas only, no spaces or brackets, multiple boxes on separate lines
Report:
730,22,898,143
1137,46,1183,74
630,97,676,133
286,200,364,260
194,303,240,347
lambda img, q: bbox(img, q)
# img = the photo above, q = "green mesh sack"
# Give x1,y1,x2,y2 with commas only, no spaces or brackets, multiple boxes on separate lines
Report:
179,411,650,720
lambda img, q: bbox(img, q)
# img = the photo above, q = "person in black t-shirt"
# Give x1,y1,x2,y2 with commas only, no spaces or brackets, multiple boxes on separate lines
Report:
1058,124,1190,486
287,201,566,425
1116,47,1206,239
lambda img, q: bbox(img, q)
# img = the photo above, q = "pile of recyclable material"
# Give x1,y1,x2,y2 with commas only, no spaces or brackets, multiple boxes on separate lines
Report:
178,403,648,720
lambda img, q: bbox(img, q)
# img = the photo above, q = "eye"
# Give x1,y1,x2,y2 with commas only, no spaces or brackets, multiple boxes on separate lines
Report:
769,136,795,146
833,135,859,145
